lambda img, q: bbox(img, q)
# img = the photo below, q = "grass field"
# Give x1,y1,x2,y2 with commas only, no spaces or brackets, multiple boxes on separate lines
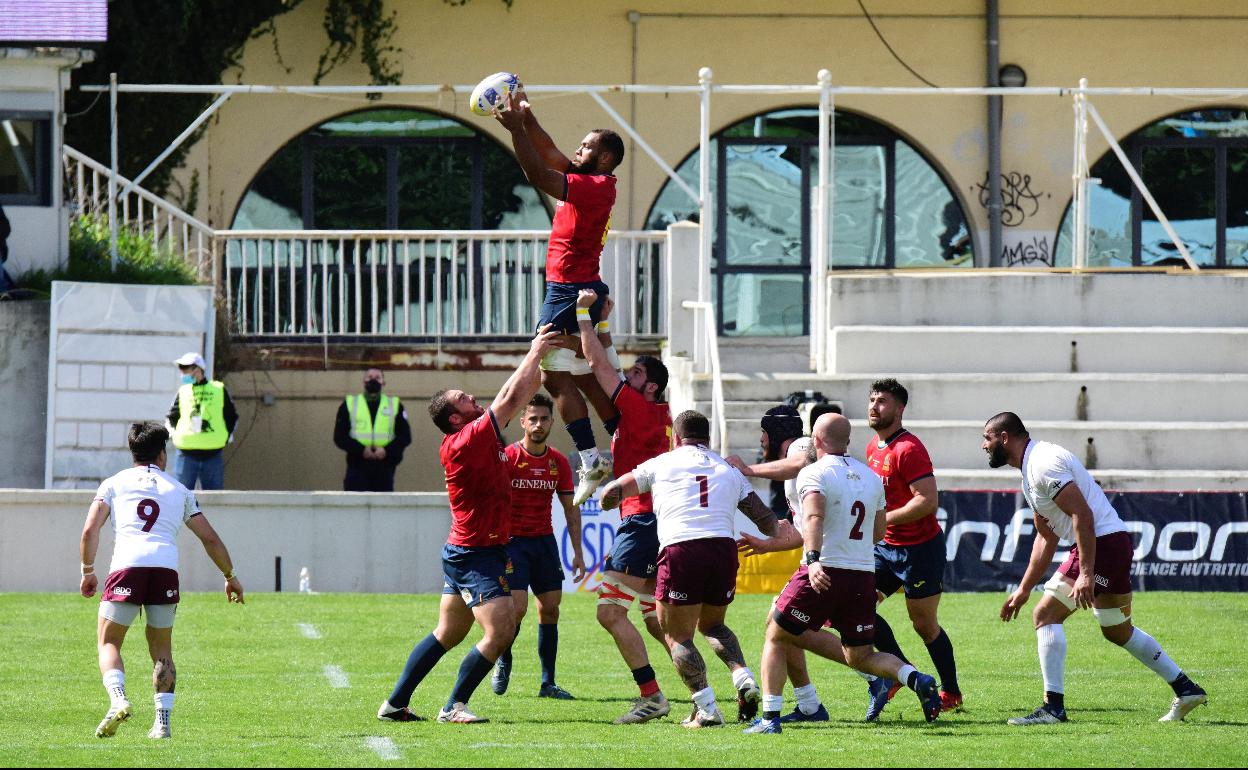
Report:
1,590,1244,767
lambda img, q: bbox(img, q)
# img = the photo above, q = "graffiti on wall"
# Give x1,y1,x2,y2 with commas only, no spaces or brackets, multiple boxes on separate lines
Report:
974,171,1051,227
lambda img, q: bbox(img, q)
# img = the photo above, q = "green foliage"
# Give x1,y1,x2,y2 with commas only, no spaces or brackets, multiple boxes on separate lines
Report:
0,591,1242,766
315,0,401,88
13,216,197,295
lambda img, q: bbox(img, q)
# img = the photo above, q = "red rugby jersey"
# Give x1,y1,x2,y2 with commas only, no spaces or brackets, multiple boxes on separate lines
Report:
441,409,513,547
506,442,573,537
611,382,673,518
864,428,940,547
546,173,616,283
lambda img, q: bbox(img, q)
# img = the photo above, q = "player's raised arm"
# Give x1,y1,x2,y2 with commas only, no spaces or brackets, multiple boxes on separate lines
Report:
575,289,625,395
79,499,110,598
495,91,568,200
491,324,560,428
186,515,244,604
512,84,573,172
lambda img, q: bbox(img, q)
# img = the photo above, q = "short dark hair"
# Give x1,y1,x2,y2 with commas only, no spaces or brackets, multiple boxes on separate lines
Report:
526,392,555,414
809,402,842,432
128,421,168,463
635,354,668,399
428,389,457,435
870,378,909,406
674,410,710,442
593,129,625,170
987,411,1029,438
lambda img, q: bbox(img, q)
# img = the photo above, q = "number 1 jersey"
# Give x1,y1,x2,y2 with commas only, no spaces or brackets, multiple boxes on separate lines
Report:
95,464,201,573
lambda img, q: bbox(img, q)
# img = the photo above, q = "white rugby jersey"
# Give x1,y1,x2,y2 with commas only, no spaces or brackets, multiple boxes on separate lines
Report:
796,453,886,572
633,444,754,549
783,436,814,525
1020,440,1125,542
95,464,201,573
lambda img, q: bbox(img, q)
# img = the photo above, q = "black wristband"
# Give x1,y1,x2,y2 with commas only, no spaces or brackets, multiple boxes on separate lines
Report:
804,550,821,565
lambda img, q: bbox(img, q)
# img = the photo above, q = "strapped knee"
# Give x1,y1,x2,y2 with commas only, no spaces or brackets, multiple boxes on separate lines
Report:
1042,573,1077,611
1091,605,1131,627
597,580,637,610
540,346,592,375
639,593,658,620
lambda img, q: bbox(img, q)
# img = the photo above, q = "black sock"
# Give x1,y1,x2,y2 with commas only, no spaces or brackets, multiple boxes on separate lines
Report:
387,633,448,709
632,664,657,687
498,623,520,672
565,418,596,452
925,628,960,695
763,709,780,720
905,670,919,690
538,624,558,686
874,614,911,666
446,647,495,710
1045,691,1065,711
603,415,620,435
1170,672,1200,697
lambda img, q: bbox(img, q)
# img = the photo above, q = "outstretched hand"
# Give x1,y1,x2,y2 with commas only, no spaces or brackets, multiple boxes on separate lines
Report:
493,89,529,131
531,323,559,356
576,289,598,310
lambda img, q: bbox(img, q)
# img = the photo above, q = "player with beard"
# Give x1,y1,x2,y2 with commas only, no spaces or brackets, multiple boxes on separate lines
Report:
862,379,962,720
984,412,1208,725
377,325,559,724
495,86,627,507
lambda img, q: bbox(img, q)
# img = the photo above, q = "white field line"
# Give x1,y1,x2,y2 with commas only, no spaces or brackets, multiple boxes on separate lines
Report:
296,623,323,639
365,736,401,761
323,664,350,689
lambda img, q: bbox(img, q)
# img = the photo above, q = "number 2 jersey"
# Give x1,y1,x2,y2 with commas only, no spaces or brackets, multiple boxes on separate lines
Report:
796,453,887,572
94,464,201,573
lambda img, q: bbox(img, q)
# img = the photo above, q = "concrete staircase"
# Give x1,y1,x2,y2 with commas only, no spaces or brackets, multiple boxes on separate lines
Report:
678,271,1248,491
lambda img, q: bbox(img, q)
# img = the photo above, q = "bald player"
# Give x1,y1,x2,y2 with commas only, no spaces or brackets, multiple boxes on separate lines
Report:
743,413,941,734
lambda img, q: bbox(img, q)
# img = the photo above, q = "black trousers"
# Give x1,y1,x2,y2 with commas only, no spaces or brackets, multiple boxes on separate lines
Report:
344,461,396,492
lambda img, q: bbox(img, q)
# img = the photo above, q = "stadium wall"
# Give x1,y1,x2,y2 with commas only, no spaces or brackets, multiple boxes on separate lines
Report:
0,300,48,488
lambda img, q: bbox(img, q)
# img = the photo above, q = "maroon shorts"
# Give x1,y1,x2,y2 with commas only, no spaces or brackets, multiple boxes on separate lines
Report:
1057,530,1134,595
774,564,877,647
656,537,738,606
102,567,181,605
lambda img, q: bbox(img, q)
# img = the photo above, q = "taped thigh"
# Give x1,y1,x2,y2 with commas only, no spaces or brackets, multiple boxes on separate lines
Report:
145,603,178,629
639,593,658,620
540,346,592,375
1091,605,1131,627
1043,573,1077,612
99,601,141,626
597,579,638,609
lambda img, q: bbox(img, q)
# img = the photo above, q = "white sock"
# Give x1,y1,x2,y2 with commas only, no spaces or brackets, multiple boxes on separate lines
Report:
1122,627,1181,683
103,669,127,705
691,686,717,713
793,683,821,714
897,664,917,689
1037,624,1067,695
578,448,600,468
154,692,174,726
731,666,755,690
762,693,784,715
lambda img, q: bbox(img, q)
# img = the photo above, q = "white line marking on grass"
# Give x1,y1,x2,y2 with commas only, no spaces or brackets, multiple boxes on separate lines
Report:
365,736,401,761
323,664,350,688
296,623,323,639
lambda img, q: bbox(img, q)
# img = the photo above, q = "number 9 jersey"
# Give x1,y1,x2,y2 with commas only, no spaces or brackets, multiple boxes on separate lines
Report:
95,464,201,574
795,454,886,573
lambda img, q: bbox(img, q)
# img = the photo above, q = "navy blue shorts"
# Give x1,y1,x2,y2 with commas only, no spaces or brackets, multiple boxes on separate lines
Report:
604,513,658,579
874,530,946,600
537,280,610,335
506,534,566,595
441,543,511,608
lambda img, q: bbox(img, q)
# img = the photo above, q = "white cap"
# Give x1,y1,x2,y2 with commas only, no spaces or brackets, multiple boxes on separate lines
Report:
174,352,207,370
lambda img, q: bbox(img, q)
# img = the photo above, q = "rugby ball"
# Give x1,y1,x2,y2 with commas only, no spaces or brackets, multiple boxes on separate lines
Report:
469,71,520,116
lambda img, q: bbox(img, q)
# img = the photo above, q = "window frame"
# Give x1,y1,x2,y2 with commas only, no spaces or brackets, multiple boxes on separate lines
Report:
0,111,53,207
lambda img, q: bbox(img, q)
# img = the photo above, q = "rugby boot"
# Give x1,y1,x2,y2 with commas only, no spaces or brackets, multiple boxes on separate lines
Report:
865,676,900,722
778,703,830,723
538,682,575,700
95,699,132,738
736,679,762,722
742,716,782,734
377,700,426,722
490,657,511,695
437,702,489,723
914,673,942,723
1007,703,1068,726
573,455,612,505
940,690,964,712
613,692,671,724
1159,687,1208,722
680,705,726,729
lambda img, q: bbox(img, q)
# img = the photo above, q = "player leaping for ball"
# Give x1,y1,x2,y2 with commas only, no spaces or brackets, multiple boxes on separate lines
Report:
495,86,627,506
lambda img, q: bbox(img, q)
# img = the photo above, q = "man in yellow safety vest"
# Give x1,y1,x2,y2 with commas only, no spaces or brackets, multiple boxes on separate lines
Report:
333,368,411,491
166,353,238,490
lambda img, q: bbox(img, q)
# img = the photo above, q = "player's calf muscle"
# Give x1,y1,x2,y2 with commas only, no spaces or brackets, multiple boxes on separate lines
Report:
153,657,176,693
701,623,746,667
671,639,709,690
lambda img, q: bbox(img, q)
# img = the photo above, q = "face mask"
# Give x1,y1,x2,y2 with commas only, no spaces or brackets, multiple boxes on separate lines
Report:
364,380,382,394
181,374,194,385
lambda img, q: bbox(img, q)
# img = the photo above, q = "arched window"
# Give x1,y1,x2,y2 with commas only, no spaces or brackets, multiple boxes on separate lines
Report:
232,108,550,230
1056,108,1248,268
646,108,972,336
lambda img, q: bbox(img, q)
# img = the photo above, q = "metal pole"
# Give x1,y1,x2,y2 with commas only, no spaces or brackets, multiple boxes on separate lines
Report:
119,92,231,199
109,72,118,271
1072,78,1089,270
986,0,1003,267
814,69,831,373
698,67,713,369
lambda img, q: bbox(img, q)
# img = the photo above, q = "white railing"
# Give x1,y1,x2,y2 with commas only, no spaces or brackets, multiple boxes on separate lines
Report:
218,229,667,339
62,146,217,284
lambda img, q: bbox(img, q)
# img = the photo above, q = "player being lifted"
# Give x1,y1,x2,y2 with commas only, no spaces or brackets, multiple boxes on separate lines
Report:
601,410,779,728
491,393,587,700
495,85,627,505
79,421,245,740
575,288,677,724
984,412,1208,725
741,413,941,734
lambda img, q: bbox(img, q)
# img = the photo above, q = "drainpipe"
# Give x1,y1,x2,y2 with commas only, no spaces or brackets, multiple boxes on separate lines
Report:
986,0,1003,266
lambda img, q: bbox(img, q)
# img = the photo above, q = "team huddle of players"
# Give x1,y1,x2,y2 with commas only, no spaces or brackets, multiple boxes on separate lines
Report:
77,83,1208,739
